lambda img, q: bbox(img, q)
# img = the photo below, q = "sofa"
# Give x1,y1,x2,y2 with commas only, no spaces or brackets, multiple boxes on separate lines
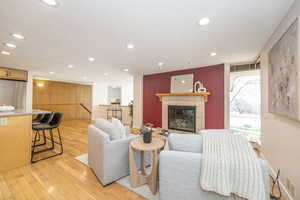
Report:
159,133,270,200
200,129,233,134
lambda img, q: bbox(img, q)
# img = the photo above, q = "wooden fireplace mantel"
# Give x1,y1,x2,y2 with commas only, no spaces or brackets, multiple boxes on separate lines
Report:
155,92,211,102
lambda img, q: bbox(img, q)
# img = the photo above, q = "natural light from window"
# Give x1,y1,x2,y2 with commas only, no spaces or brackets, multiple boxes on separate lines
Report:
230,70,261,143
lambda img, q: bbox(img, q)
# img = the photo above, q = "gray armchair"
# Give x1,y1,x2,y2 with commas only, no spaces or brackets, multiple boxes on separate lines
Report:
88,125,139,186
159,133,270,200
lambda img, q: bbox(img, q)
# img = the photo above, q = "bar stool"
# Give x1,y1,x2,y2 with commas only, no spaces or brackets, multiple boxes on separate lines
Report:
31,112,64,163
39,112,53,123
32,112,53,144
32,114,45,125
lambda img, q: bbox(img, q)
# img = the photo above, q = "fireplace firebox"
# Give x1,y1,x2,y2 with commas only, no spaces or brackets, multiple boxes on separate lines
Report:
168,105,196,132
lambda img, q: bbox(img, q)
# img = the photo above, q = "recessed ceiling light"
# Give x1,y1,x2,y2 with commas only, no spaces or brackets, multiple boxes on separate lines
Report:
1,51,11,55
49,71,54,74
127,44,135,49
11,33,25,40
104,73,109,76
88,57,95,62
40,0,59,7
210,52,217,56
181,80,186,84
158,62,164,66
4,43,16,48
199,17,210,26
123,68,129,72
67,64,74,68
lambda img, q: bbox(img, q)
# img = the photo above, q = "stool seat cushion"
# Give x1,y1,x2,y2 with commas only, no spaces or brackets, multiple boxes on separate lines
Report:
32,122,41,126
33,124,58,130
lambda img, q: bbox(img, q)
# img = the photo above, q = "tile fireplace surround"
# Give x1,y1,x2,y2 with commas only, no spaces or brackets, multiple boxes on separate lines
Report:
161,95,205,133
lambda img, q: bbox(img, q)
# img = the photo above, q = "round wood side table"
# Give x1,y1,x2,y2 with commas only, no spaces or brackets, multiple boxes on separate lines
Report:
129,137,165,195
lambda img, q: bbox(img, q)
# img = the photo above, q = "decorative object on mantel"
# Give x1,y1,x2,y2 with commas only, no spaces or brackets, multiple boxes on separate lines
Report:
140,123,154,143
194,81,207,93
155,92,210,102
268,18,300,121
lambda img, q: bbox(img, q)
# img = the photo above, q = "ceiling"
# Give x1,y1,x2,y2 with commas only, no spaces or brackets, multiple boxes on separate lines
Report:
0,0,294,83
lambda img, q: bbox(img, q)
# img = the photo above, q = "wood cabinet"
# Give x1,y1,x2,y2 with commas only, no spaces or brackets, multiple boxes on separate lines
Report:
0,115,31,172
0,67,28,81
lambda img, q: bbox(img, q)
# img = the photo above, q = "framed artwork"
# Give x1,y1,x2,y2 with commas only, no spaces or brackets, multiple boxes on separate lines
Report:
170,74,194,93
268,18,299,120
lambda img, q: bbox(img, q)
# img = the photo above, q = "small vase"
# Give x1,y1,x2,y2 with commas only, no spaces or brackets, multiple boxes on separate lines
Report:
143,132,152,143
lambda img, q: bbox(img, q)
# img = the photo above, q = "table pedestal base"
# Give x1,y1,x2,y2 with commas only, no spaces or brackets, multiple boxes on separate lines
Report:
129,146,158,195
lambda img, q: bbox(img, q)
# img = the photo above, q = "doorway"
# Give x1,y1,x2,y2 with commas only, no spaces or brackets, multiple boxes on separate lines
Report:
230,68,261,143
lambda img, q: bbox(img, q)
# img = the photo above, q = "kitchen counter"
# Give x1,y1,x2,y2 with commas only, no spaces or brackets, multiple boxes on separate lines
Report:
0,109,51,172
0,109,51,117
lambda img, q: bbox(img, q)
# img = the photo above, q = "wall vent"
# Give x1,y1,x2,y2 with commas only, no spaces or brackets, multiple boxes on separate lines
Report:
230,62,260,73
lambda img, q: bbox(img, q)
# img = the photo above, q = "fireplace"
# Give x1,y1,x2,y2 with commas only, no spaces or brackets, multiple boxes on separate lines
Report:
168,105,196,132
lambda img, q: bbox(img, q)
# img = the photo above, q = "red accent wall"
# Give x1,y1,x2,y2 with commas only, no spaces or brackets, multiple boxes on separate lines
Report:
143,64,224,129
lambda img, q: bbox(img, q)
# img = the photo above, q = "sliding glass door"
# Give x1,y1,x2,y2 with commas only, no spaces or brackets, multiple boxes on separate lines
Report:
230,69,261,143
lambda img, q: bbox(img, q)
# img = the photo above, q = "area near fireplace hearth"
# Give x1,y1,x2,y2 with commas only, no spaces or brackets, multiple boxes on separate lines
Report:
159,94,207,133
143,64,225,129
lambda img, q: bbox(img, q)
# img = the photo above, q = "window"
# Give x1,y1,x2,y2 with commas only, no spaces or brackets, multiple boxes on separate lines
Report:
230,70,261,143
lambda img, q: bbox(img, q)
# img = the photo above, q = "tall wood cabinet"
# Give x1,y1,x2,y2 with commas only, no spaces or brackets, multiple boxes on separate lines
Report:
0,67,28,81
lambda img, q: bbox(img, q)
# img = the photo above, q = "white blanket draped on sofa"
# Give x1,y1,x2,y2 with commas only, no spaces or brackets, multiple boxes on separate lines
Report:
200,134,267,200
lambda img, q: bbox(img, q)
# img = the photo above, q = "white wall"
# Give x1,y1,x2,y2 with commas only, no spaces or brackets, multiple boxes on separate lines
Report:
260,1,300,199
92,76,133,119
26,71,33,111
224,63,230,129
133,73,143,128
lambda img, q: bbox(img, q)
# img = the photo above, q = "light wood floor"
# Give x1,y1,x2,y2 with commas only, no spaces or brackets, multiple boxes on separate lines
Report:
0,120,283,200
0,120,145,200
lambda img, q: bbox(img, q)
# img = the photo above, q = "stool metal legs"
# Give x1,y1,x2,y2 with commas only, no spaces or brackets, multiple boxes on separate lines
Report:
31,128,64,163
32,130,47,147
57,128,64,153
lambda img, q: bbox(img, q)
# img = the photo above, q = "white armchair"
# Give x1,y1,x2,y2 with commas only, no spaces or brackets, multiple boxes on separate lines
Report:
88,124,139,186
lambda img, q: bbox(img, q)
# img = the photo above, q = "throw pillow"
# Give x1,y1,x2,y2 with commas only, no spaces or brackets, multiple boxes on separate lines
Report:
95,118,113,135
111,118,126,139
95,118,121,140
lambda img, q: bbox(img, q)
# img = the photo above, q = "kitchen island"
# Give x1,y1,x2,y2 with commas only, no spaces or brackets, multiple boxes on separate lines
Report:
0,109,51,172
